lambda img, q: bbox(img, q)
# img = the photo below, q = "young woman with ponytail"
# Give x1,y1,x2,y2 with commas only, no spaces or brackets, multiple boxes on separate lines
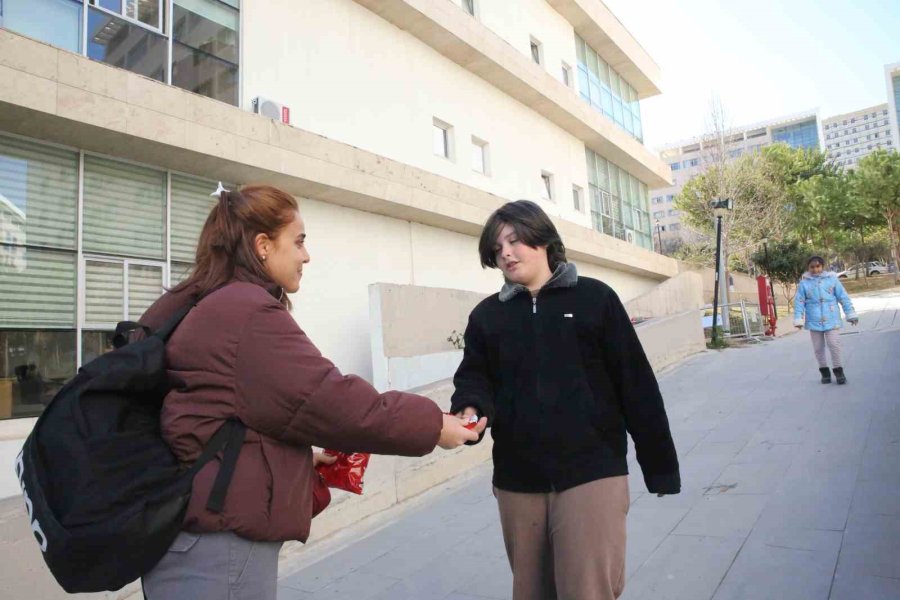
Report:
138,184,485,599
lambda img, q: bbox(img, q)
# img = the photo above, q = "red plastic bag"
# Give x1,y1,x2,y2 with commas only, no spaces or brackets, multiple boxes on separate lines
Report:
315,450,370,495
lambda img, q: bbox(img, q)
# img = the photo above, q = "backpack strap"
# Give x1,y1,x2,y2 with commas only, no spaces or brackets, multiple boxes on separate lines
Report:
112,321,152,349
188,419,247,514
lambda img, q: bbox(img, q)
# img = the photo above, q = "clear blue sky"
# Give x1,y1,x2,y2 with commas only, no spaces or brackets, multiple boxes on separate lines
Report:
601,0,900,148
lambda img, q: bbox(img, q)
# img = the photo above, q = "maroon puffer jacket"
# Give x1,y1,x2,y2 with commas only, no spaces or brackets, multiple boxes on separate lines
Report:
139,276,442,542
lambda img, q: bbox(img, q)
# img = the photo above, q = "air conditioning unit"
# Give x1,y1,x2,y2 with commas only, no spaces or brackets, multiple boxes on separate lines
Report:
252,96,290,124
625,229,636,245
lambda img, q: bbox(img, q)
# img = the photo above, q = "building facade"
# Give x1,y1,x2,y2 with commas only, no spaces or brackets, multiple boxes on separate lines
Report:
822,104,893,170
0,0,676,489
649,112,822,246
887,62,900,149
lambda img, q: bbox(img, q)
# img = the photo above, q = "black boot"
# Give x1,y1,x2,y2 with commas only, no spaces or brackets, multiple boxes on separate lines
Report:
819,367,832,384
834,367,846,385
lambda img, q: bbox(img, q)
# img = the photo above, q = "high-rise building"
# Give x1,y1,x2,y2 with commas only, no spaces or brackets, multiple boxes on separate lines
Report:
886,62,900,149
0,0,675,480
822,104,893,169
650,111,822,245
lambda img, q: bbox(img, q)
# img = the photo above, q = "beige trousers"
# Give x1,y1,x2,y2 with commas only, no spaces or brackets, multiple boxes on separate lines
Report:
495,476,629,600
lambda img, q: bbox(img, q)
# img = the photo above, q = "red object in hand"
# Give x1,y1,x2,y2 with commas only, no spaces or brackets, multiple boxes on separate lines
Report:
447,412,479,429
315,450,370,495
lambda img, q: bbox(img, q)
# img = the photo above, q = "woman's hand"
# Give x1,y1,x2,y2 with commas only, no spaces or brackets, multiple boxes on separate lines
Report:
438,413,486,449
313,451,338,468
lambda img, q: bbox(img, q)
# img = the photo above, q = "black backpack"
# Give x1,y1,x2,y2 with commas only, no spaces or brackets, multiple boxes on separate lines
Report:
15,303,247,593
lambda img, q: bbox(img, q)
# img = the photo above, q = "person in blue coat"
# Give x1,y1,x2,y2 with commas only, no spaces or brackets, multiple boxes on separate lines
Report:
793,256,859,384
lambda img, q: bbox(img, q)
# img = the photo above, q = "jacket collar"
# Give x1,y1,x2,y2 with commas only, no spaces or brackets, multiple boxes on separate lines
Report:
802,271,837,280
232,266,284,301
499,262,578,302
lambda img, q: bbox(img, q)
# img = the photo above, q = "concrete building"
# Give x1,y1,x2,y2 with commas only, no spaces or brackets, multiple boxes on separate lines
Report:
822,104,893,169
0,1,676,497
650,111,822,246
887,62,900,149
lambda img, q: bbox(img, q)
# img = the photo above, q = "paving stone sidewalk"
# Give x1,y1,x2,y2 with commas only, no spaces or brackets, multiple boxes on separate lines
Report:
278,289,900,600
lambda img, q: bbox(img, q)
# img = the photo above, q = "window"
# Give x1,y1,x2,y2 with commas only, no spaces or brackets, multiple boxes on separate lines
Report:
530,37,543,65
432,119,452,160
471,137,488,175
572,185,583,212
684,158,700,168
669,223,681,231
668,209,679,217
0,133,229,420
87,7,167,81
462,0,475,16
653,210,665,219
83,155,166,258
1,0,83,52
574,34,643,142
540,172,554,201
1,135,79,418
666,194,675,202
1,0,241,106
561,62,572,88
172,0,240,105
90,0,161,29
652,196,664,204
669,162,682,171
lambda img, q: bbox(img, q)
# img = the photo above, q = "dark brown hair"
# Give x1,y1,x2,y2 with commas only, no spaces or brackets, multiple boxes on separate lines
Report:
478,200,567,271
174,184,299,307
807,255,825,268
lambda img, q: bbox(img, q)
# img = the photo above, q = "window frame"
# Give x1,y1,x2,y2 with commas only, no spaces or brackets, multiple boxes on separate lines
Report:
432,118,453,161
471,136,489,175
572,184,583,213
88,0,165,34
540,171,554,201
561,62,573,88
529,36,543,66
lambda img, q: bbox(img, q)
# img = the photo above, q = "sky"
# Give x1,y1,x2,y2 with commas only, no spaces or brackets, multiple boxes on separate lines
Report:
599,0,900,149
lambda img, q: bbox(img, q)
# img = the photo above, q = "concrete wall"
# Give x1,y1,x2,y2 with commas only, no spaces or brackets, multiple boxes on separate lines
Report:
634,310,706,373
367,266,659,393
624,271,704,319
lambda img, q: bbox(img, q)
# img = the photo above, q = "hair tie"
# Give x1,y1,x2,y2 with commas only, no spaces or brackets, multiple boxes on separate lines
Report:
210,181,230,197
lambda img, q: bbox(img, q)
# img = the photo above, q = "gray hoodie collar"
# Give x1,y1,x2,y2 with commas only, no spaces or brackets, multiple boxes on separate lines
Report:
499,262,578,302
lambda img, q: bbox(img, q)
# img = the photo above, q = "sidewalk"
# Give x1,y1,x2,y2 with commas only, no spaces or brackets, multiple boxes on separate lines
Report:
277,289,900,600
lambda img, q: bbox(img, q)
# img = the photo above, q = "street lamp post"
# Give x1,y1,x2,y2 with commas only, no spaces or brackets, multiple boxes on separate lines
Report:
710,198,733,345
656,219,663,255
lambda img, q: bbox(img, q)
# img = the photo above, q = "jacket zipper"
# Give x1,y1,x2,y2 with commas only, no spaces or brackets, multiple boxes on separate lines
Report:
532,297,537,314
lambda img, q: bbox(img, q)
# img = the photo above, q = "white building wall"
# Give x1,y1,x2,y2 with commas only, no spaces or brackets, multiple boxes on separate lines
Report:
474,0,578,87
241,0,593,229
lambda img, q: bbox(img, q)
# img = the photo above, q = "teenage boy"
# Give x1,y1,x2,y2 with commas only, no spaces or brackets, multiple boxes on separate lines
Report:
452,200,680,600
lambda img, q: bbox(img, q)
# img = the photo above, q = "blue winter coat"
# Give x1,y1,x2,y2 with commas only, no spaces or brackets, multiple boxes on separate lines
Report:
793,272,858,331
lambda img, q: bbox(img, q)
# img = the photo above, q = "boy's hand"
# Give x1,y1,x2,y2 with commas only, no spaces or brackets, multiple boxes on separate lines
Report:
438,414,486,449
454,406,479,421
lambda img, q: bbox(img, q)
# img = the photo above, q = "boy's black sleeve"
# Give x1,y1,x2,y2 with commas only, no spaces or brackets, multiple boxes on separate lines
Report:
601,289,681,494
450,314,494,444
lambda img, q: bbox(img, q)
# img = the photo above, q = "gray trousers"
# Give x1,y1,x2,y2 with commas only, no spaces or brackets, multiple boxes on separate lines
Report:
810,329,843,368
495,476,629,600
143,531,282,600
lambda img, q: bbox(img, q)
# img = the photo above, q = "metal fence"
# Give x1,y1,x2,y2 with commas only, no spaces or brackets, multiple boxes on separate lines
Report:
703,300,766,339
